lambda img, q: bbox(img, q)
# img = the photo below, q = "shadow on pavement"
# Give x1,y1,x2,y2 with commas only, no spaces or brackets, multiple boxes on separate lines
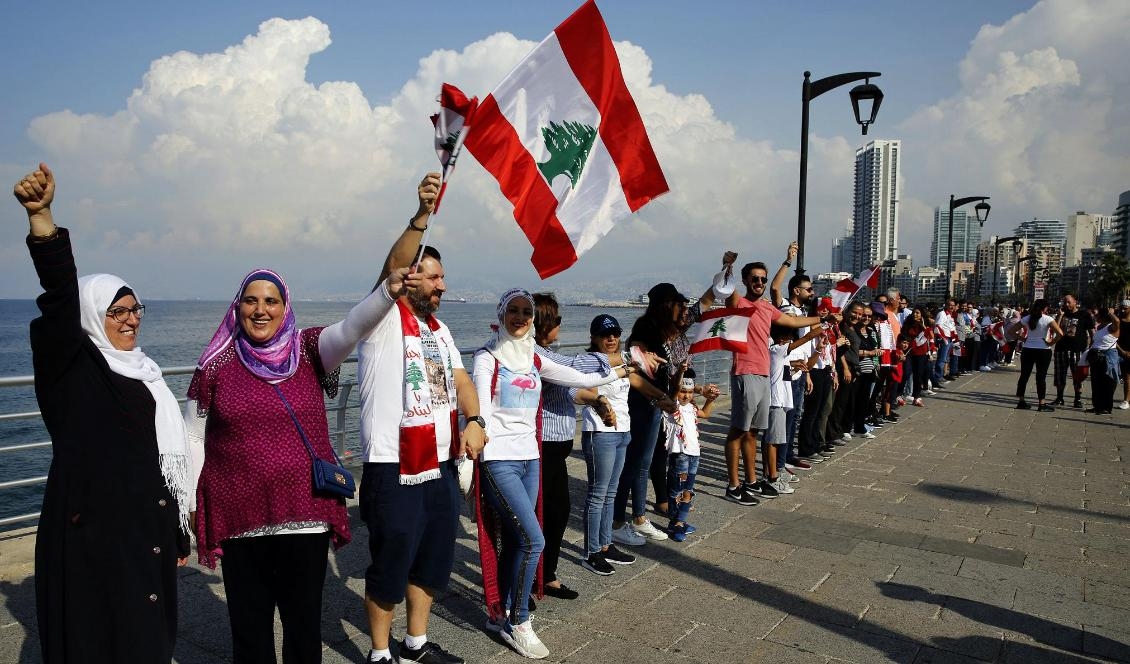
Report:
919,482,1130,524
879,582,1128,662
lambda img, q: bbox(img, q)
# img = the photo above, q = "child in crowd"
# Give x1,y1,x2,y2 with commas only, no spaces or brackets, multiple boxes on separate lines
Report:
764,323,825,494
662,370,717,542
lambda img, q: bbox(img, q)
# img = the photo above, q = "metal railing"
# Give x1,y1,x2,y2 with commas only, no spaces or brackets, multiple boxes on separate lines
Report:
0,345,731,529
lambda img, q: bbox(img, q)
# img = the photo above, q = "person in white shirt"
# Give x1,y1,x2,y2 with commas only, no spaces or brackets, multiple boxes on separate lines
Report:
1007,299,1065,412
764,323,824,494
354,174,486,664
472,289,632,659
933,300,959,383
661,372,717,542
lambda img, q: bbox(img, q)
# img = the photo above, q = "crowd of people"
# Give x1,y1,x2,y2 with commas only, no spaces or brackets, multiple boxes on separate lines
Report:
14,161,1130,664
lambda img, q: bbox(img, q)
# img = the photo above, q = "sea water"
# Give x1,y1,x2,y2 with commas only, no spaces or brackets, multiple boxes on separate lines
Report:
0,299,651,525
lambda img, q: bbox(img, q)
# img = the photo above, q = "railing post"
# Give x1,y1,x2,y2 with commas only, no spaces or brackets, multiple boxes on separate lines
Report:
335,383,353,458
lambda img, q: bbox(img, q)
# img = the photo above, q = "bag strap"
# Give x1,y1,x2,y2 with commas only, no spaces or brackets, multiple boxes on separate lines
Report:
272,384,345,467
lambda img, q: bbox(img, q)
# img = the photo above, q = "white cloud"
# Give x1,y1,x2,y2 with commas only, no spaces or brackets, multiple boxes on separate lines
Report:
899,0,1130,233
16,16,853,299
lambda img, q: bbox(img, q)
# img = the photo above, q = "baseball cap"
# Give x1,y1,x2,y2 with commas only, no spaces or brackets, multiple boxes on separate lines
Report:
590,314,622,336
647,282,689,304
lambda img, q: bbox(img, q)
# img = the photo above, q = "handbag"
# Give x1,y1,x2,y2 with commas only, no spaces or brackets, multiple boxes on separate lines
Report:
273,385,356,499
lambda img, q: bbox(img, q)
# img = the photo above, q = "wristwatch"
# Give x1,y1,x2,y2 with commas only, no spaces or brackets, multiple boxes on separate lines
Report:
466,415,487,430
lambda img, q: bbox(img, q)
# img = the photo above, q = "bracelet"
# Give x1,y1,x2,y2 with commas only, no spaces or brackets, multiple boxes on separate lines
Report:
783,261,792,267
30,225,60,243
409,218,428,232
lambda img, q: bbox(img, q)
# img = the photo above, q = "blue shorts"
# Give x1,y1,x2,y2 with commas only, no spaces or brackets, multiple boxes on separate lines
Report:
360,461,460,604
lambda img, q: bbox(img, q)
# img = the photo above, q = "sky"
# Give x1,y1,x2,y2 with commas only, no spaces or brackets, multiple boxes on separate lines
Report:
2,0,1127,301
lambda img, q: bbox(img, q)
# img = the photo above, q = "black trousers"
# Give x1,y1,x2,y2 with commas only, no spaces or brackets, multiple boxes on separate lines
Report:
825,376,857,442
649,428,668,511
221,532,330,664
853,373,877,433
798,368,832,455
541,439,574,583
1092,364,1117,413
1017,348,1053,402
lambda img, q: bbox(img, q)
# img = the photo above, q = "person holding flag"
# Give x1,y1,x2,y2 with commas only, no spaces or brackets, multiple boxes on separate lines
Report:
696,242,836,505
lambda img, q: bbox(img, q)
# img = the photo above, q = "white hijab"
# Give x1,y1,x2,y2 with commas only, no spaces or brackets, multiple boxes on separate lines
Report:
486,288,536,373
78,274,191,533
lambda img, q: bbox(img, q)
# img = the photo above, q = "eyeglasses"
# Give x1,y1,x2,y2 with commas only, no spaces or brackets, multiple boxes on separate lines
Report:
801,287,814,292
748,276,768,284
106,304,145,323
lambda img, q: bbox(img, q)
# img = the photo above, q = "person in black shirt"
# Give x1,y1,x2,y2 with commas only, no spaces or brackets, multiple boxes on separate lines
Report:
1053,294,1094,407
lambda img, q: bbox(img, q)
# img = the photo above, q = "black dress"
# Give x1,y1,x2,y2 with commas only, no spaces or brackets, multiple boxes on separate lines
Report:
28,229,188,664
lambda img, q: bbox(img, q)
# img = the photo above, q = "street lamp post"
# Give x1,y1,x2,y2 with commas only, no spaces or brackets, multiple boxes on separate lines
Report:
991,235,1019,303
796,70,883,275
945,195,991,299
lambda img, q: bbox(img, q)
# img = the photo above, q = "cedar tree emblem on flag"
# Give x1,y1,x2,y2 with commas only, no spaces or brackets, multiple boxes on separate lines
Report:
464,0,669,278
688,307,755,355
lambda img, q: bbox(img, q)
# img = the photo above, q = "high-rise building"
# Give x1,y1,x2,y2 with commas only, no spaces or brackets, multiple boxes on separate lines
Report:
830,228,855,274
1114,191,1130,260
1014,218,1066,255
930,207,982,274
851,139,901,274
1064,211,1113,267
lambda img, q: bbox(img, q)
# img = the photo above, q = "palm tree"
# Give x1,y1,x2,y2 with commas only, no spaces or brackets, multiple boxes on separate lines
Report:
1092,254,1130,306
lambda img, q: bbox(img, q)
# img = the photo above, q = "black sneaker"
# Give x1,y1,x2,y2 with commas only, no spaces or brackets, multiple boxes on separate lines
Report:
820,445,837,455
740,484,762,505
799,453,825,463
1051,397,1065,406
725,485,758,505
750,480,779,499
582,553,615,575
1073,398,1083,409
1037,404,1055,412
603,544,636,565
1016,401,1031,410
399,640,464,664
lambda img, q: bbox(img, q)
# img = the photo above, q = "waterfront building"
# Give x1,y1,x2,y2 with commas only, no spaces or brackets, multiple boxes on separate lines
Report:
851,139,901,274
930,207,982,274
1115,191,1130,261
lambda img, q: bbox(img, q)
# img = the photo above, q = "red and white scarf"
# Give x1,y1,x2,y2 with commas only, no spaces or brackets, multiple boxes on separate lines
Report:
398,299,458,484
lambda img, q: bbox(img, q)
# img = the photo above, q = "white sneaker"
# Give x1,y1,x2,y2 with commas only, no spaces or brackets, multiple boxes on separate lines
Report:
860,432,876,439
979,365,992,372
784,469,800,483
630,518,669,541
771,477,796,494
501,620,549,659
924,389,937,396
1120,401,1130,410
611,523,646,546
841,432,853,441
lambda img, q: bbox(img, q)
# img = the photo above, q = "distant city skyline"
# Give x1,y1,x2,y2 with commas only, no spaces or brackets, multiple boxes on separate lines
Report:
1,1,1127,300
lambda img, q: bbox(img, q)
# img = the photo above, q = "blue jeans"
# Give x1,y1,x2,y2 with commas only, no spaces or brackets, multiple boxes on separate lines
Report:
666,453,700,523
615,394,662,522
481,459,543,626
781,377,806,470
582,431,630,556
933,341,951,383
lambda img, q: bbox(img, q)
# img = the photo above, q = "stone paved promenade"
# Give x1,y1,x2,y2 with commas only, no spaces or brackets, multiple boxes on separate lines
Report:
2,364,1129,663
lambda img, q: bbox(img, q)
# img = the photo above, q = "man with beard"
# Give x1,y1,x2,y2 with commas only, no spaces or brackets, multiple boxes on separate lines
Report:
702,242,833,504
356,173,486,664
1052,294,1093,408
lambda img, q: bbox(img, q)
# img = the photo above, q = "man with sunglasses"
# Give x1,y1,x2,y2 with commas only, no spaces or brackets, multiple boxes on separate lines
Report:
700,242,836,504
769,248,817,478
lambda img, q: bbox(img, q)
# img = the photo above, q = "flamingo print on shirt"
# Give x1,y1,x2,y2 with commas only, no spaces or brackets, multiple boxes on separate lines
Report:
498,366,542,409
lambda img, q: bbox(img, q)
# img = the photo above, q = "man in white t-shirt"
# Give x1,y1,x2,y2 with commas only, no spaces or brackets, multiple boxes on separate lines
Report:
356,173,486,664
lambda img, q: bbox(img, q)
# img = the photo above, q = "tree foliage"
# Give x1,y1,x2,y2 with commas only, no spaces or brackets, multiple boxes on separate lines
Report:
1091,254,1130,306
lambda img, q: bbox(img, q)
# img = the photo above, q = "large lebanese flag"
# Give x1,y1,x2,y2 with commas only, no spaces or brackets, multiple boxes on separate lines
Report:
464,0,669,278
828,265,881,313
687,307,754,355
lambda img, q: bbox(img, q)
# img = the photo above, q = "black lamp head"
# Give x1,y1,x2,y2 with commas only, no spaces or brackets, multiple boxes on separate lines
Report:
850,80,884,135
975,200,991,225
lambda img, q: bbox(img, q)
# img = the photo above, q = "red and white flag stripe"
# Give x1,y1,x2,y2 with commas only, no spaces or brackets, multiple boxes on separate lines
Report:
687,307,754,355
464,0,668,278
828,265,881,313
430,83,478,213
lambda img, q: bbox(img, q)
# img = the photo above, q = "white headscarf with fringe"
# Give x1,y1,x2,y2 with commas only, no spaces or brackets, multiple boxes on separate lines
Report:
78,274,191,533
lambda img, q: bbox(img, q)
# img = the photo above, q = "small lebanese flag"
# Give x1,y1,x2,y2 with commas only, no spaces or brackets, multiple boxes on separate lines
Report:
464,0,669,278
687,307,754,355
431,83,479,213
828,265,881,313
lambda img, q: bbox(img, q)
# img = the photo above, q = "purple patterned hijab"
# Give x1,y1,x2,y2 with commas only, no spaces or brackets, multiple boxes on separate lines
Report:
196,268,301,383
